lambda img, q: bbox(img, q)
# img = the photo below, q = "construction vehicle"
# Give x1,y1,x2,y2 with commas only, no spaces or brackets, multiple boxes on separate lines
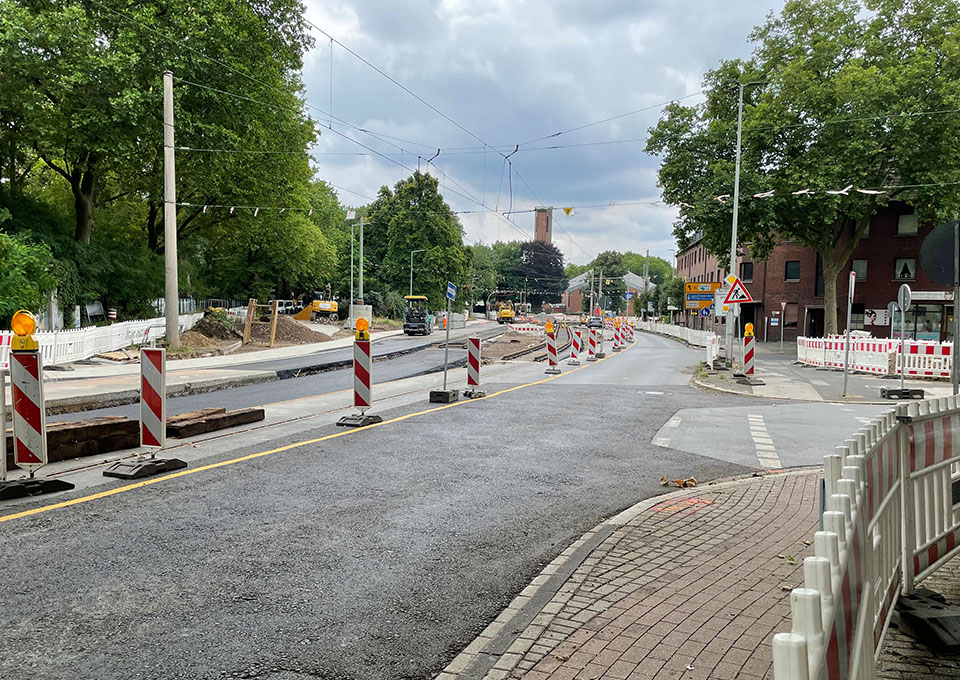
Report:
403,295,433,335
293,299,339,323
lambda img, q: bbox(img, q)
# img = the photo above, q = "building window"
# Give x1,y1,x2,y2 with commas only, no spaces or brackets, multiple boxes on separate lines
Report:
815,254,824,297
785,261,801,281
897,214,918,236
852,259,867,281
740,262,754,282
708,271,713,282
894,258,916,281
850,303,865,331
784,303,799,327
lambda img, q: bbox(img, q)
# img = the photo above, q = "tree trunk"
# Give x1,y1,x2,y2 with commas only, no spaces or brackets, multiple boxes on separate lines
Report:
822,260,841,336
72,162,96,243
146,201,160,253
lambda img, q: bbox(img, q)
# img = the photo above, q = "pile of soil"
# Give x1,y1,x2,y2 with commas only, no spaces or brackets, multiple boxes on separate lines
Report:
482,331,543,361
249,315,332,345
191,315,242,341
180,330,230,348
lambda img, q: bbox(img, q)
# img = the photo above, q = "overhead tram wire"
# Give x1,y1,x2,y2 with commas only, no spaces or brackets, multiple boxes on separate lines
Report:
173,78,533,241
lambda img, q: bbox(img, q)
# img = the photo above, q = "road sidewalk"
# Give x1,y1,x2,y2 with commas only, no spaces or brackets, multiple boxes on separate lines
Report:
438,468,960,680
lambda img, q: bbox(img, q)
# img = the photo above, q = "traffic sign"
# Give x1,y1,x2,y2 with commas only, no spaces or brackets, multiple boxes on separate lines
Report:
624,292,634,300
699,308,711,318
685,282,722,310
780,300,787,311
898,284,912,313
446,281,457,301
723,276,753,305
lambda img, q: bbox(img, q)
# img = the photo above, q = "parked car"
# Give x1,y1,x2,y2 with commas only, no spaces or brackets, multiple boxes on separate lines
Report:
588,316,603,328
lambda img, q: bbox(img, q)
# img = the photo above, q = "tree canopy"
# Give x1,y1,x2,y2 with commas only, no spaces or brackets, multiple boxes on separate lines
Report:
646,0,960,333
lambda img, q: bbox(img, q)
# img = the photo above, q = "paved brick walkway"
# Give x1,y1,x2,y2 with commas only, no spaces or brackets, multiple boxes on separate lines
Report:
439,472,821,680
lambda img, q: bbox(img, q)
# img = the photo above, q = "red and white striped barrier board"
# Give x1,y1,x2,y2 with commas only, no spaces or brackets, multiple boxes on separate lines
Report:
11,351,47,472
0,333,11,371
568,329,581,365
509,325,543,334
587,329,597,362
613,324,622,351
354,338,373,410
467,337,481,386
140,348,166,448
744,336,755,375
545,330,560,374
0,370,6,481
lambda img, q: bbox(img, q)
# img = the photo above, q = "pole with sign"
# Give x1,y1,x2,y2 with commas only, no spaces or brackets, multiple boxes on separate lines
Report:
842,271,855,397
430,283,460,403
780,300,787,351
899,284,911,395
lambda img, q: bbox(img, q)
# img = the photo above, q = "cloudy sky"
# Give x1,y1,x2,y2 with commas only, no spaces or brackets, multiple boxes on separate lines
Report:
300,0,785,265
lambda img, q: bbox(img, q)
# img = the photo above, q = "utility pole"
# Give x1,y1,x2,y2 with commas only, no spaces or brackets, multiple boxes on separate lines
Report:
726,80,764,365
350,222,354,307
358,216,365,304
409,248,426,296
162,71,180,348
598,269,603,314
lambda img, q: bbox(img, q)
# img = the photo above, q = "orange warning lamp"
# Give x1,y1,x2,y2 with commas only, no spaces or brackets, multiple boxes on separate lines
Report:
744,323,755,337
545,320,554,334
11,310,39,351
355,316,370,341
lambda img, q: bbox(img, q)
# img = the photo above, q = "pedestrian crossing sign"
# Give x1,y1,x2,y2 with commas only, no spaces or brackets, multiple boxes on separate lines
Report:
723,276,753,305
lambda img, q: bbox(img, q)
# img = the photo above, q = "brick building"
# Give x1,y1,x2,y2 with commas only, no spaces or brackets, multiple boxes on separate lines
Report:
676,203,953,341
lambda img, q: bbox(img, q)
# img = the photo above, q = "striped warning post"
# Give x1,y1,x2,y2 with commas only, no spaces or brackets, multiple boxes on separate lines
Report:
587,328,597,362
744,335,755,375
568,329,581,365
140,348,166,448
613,323,622,352
467,336,481,386
11,351,47,473
0,369,6,481
545,330,560,374
354,337,373,411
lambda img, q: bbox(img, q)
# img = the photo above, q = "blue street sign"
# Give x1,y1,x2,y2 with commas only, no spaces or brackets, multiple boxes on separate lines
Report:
446,281,457,301
700,308,711,318
623,292,634,300
686,293,714,302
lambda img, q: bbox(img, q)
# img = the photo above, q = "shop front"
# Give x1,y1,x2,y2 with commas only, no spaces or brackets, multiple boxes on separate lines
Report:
889,292,954,342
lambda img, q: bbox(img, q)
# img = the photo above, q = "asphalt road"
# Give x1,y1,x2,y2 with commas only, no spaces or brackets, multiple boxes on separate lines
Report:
0,331,825,680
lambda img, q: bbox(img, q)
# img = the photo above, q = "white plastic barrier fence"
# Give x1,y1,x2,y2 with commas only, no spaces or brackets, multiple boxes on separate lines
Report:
900,396,960,593
636,321,720,359
774,396,960,680
797,336,955,380
0,312,203,370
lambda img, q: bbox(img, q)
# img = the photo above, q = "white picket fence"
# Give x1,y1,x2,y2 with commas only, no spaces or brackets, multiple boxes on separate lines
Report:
773,396,960,680
797,336,954,379
636,321,721,365
0,312,204,370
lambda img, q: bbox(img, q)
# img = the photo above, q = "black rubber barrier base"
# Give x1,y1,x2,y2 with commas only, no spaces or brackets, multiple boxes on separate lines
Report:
881,387,925,400
0,477,75,500
567,359,580,366
103,457,187,480
429,389,459,403
595,352,607,359
897,588,960,652
463,389,486,399
544,367,561,375
336,413,384,428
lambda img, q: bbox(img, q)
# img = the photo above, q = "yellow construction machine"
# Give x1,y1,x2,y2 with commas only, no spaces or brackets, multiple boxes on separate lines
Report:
294,299,339,323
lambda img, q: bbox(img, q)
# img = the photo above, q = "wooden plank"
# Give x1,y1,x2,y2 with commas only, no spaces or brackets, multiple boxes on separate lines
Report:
167,408,265,438
166,407,226,427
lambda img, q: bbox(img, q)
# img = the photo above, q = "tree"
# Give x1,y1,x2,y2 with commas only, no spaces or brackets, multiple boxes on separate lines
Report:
376,172,469,309
1,0,315,244
645,0,960,334
592,251,628,313
623,252,672,285
466,243,498,303
517,241,567,308
0,210,56,326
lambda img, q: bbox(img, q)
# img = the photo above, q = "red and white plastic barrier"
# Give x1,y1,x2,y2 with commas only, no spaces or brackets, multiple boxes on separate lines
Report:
568,329,581,365
545,330,560,374
744,336,755,375
587,328,597,362
11,351,47,473
0,333,11,371
354,336,373,410
467,337,481,387
140,348,166,448
509,325,543,334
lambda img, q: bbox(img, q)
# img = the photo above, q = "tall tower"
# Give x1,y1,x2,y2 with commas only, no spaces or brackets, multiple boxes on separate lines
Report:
534,206,553,243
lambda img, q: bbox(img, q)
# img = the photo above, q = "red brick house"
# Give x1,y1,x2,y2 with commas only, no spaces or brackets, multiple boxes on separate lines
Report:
676,204,953,341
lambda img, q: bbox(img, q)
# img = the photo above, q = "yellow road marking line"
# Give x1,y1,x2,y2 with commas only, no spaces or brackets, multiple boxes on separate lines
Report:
0,338,635,524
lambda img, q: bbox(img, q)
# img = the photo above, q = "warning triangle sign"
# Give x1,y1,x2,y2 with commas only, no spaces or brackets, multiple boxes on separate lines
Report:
723,277,754,305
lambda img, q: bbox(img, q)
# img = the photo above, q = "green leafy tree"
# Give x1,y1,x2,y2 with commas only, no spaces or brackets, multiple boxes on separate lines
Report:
0,213,56,326
466,243,499,303
623,252,672,285
592,250,628,313
646,0,960,334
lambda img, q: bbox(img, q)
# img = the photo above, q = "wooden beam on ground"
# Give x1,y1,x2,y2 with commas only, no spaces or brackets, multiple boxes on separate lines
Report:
166,408,265,439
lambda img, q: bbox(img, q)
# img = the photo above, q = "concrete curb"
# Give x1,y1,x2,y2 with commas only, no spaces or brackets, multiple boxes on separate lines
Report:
436,467,822,679
690,377,892,406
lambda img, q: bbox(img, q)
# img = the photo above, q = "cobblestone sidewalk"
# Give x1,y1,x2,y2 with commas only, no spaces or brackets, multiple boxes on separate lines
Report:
439,468,960,680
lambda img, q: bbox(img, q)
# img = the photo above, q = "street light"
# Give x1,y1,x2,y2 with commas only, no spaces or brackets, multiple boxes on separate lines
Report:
409,249,426,296
725,79,765,365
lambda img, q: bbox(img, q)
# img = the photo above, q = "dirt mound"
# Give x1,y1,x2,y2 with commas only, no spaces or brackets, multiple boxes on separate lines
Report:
181,330,229,348
249,315,332,345
482,331,543,360
192,315,242,341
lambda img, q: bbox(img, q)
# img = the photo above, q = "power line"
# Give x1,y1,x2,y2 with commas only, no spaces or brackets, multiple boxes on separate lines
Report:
518,92,704,146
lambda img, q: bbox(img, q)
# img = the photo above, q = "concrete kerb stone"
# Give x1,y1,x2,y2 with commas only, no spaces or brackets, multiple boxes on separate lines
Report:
690,376,891,406
436,467,821,680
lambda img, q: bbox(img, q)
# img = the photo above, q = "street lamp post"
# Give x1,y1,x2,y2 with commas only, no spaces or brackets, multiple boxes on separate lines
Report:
725,80,765,365
409,249,426,296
